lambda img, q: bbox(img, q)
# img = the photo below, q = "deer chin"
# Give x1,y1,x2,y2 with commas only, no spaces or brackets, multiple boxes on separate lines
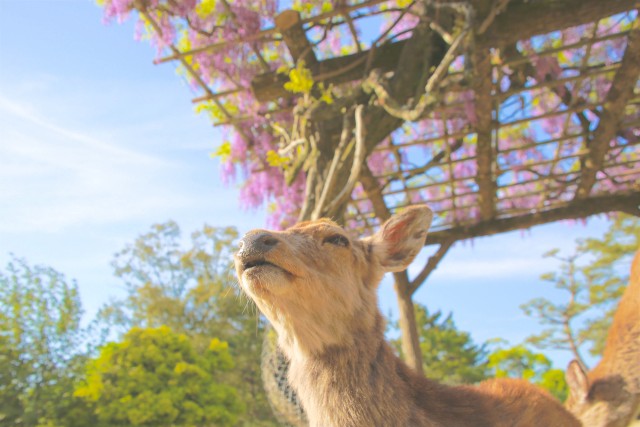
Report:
239,260,294,297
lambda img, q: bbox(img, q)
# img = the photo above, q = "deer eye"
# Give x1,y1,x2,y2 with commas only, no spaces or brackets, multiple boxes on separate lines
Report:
323,234,350,247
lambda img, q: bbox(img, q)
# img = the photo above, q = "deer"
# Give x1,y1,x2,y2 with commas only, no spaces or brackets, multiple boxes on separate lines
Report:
565,248,640,427
235,205,580,427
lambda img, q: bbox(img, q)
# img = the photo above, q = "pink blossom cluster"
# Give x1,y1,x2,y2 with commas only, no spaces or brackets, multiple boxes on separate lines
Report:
100,0,638,230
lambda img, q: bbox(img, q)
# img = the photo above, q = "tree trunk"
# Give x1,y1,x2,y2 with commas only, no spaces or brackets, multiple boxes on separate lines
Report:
393,271,424,375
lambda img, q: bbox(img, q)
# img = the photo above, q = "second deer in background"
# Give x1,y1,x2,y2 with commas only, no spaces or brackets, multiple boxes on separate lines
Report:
566,249,640,427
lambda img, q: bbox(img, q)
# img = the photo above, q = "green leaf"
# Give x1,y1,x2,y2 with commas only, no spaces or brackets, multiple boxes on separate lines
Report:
76,326,243,426
266,149,290,169
195,0,216,19
211,141,232,161
283,60,314,94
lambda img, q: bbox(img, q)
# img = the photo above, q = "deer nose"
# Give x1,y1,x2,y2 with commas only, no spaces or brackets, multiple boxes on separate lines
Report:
238,232,279,258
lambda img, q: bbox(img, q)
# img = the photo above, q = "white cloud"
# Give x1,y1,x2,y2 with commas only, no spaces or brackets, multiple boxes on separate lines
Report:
404,240,561,282
432,257,551,280
0,96,168,164
0,96,194,232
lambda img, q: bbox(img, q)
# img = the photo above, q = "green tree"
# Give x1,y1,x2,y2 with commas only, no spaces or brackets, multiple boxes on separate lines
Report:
521,214,640,366
521,249,592,369
0,255,95,427
0,321,22,425
487,344,568,401
98,221,277,426
578,214,640,355
392,304,488,385
75,326,243,426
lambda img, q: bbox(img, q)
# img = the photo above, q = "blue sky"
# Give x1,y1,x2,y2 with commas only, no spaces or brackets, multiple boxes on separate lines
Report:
0,0,615,370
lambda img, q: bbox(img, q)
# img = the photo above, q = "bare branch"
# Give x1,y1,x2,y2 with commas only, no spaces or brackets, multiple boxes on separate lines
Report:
360,164,392,221
299,163,318,222
325,105,367,217
409,239,455,295
363,27,469,122
311,112,354,220
275,9,318,66
477,0,511,35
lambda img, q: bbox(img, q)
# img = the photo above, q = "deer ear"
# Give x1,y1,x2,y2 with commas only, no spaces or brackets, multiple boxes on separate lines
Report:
368,205,433,272
566,360,589,403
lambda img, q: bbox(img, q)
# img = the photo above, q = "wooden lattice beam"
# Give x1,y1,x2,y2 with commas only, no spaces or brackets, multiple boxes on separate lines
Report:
473,47,497,220
478,0,638,48
425,191,640,245
575,22,640,199
155,0,389,64
251,1,637,104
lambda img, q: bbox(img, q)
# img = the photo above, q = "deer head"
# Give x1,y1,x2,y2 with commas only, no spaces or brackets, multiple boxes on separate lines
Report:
565,360,638,427
234,205,433,356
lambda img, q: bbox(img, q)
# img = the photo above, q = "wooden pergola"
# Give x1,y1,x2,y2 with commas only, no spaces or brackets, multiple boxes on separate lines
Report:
133,1,639,424
144,0,639,234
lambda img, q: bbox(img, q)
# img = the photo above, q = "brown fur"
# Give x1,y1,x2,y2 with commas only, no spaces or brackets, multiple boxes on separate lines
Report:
235,206,580,427
566,249,640,427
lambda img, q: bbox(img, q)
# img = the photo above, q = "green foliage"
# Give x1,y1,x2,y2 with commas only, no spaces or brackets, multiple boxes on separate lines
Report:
99,221,279,426
195,0,216,18
211,141,232,162
487,344,568,401
266,149,291,169
536,368,569,402
0,328,22,425
0,255,95,427
102,221,239,333
283,60,314,94
194,100,239,122
578,214,640,355
521,214,640,362
317,82,334,104
291,0,332,15
488,344,551,380
392,304,488,385
521,250,591,364
75,326,242,426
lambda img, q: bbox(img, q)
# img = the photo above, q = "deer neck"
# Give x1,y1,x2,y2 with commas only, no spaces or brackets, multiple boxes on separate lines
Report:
285,312,415,427
268,280,381,356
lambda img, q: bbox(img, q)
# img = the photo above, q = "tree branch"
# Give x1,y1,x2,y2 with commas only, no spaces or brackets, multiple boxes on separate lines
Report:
324,105,367,217
311,112,353,220
477,0,511,35
362,27,469,122
274,10,318,66
360,164,392,221
409,239,455,295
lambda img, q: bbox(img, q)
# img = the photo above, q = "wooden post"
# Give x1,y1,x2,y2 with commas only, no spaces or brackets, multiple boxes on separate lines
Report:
394,271,424,375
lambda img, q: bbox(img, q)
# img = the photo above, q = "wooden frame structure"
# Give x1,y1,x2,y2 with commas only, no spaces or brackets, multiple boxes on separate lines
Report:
141,1,639,235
